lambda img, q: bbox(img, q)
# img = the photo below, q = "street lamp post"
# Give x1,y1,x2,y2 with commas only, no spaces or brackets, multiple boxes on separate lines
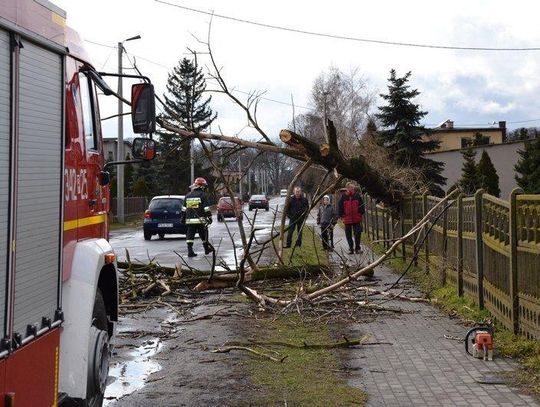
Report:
238,154,242,199
116,35,141,224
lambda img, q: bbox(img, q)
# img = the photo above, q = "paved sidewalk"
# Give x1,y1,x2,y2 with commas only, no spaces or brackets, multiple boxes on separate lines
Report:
329,225,537,407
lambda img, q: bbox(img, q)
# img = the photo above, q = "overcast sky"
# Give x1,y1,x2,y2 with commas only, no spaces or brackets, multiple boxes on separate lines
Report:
54,0,540,140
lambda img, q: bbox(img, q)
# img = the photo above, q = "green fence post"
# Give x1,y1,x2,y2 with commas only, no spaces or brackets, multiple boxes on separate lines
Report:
400,203,406,261
457,193,464,297
385,209,390,250
474,189,485,309
411,193,417,266
390,209,396,256
381,208,387,249
369,198,377,240
375,202,380,243
441,196,448,286
364,194,370,240
509,187,523,334
423,192,429,274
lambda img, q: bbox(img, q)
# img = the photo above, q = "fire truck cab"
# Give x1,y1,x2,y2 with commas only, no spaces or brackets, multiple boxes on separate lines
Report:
0,0,156,405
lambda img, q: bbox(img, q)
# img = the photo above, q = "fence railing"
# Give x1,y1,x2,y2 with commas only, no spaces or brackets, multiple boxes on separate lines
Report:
111,196,148,220
364,189,540,339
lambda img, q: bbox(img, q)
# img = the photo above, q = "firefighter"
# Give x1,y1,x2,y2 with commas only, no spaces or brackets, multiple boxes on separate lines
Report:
182,177,213,257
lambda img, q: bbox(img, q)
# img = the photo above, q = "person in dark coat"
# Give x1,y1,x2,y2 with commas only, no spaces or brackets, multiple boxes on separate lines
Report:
284,186,309,248
338,182,365,254
317,195,337,250
182,177,213,257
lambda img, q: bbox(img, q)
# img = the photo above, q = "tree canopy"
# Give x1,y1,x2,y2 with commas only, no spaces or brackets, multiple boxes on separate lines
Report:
158,57,216,194
477,150,500,197
515,137,540,193
458,147,480,195
375,70,445,196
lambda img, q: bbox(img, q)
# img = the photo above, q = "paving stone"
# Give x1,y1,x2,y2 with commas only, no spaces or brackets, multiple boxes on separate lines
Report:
330,226,538,407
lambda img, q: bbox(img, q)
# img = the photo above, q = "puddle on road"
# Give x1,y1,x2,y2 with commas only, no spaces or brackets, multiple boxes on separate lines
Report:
103,338,163,405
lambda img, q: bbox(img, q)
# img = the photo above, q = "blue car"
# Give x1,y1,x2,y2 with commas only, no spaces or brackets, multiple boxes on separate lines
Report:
143,195,187,240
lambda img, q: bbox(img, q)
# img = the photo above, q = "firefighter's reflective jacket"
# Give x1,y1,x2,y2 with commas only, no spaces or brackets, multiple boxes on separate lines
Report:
183,188,212,224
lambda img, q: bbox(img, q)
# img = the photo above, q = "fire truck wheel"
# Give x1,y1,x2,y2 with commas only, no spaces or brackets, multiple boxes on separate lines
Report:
85,289,110,407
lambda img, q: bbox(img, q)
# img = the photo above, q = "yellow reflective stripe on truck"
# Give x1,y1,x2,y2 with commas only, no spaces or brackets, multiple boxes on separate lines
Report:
63,214,106,231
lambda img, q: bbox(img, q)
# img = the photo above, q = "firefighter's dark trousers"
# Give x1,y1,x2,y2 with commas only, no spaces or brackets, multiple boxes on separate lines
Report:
186,224,208,246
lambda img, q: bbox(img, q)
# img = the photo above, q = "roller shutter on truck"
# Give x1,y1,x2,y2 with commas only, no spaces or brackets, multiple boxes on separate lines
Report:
0,28,9,343
0,26,63,348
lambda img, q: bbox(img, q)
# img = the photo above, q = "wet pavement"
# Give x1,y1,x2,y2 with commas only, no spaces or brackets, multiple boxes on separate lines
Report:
104,298,254,406
105,196,289,404
110,197,286,270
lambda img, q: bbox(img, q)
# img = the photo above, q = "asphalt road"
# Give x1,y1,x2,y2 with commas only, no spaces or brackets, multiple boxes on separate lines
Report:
110,196,289,270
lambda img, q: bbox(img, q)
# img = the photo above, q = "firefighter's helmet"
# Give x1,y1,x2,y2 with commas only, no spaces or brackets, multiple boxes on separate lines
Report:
193,177,208,188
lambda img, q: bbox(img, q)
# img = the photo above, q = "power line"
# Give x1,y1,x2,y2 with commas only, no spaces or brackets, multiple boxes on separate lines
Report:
120,48,312,110
89,42,540,126
154,0,540,52
84,39,117,49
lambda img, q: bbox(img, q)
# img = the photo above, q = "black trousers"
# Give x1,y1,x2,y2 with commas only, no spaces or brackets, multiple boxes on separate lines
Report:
286,218,304,246
320,223,333,249
186,224,207,245
344,223,362,251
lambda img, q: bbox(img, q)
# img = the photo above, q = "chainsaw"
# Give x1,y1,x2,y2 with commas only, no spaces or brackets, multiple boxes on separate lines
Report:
465,325,494,361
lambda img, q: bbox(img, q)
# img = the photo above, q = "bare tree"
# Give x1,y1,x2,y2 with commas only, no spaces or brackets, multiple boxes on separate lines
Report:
310,66,374,156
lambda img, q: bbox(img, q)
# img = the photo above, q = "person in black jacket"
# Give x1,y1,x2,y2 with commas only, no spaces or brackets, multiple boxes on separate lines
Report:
182,177,213,257
284,186,309,247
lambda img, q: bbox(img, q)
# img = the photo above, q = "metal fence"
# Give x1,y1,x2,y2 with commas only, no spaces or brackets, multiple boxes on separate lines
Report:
111,196,148,220
364,189,540,339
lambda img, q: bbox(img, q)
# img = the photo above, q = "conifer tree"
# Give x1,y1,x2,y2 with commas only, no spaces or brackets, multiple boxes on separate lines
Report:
131,160,160,200
477,150,500,197
158,57,216,194
376,70,445,195
515,137,540,193
459,147,480,195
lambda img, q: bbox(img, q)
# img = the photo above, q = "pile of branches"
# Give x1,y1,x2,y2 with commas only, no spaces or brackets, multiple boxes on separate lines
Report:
117,249,329,304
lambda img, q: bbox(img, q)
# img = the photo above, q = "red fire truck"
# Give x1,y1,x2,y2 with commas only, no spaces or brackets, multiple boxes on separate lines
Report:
0,0,156,405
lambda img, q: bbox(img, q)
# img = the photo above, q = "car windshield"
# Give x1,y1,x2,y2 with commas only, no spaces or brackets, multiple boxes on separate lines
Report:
251,195,265,200
149,198,183,211
220,197,232,204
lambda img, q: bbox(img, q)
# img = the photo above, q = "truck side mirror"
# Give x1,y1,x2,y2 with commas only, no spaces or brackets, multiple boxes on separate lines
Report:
131,83,156,134
132,138,156,161
99,171,110,186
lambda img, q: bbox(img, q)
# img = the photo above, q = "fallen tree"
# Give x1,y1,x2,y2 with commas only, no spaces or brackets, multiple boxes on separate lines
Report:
125,28,457,311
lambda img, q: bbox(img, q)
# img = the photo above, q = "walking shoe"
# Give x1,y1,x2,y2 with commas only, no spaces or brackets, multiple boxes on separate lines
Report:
204,244,213,255
348,249,354,255
188,251,198,258
355,247,361,254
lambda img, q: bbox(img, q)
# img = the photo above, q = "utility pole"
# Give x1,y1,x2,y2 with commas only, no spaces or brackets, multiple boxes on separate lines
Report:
238,154,242,199
117,41,124,223
248,168,251,196
116,35,140,224
190,139,194,185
